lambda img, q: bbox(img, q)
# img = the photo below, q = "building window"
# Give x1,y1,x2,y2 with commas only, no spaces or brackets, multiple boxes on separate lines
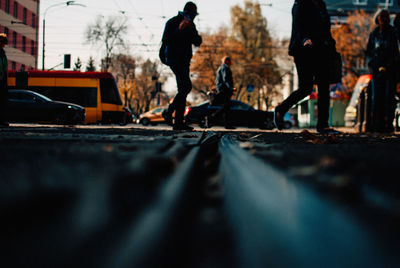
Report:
353,0,367,5
32,14,36,28
12,32,16,48
23,8,27,24
378,0,393,6
4,27,9,36
13,2,18,18
31,40,35,55
5,0,10,14
22,36,26,52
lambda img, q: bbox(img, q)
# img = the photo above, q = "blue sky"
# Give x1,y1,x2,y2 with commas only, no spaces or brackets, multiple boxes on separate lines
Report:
40,0,293,70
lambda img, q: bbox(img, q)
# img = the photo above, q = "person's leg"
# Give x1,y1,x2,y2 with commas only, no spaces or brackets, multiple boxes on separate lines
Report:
276,54,314,114
168,64,192,126
384,78,396,131
371,77,385,131
315,56,330,130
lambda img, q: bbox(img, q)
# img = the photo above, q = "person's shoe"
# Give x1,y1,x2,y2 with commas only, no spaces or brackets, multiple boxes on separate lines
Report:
162,110,173,126
317,127,341,135
0,121,9,127
173,123,194,131
273,108,284,130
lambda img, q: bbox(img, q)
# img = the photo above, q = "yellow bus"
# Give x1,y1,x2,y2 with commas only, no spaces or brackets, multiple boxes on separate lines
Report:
8,70,125,124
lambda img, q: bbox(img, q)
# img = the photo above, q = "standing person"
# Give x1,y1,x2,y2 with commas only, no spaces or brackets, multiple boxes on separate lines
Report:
366,10,399,133
160,1,202,131
274,0,339,134
207,56,235,129
0,33,8,127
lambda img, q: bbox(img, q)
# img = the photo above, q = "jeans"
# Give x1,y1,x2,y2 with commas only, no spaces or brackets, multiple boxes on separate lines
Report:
167,63,192,125
276,49,330,130
371,75,396,131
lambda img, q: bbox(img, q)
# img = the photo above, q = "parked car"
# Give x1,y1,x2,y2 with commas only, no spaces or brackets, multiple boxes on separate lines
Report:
139,107,167,126
185,100,274,129
118,107,135,126
283,113,296,129
7,90,85,124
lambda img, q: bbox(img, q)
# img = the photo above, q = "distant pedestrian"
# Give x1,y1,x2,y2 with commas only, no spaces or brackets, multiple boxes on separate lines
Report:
274,0,340,134
160,1,202,131
367,9,399,133
207,56,235,129
0,33,8,127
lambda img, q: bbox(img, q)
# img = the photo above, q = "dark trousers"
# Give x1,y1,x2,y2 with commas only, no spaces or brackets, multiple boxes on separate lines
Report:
167,63,192,125
371,75,396,131
276,50,330,130
0,83,7,123
211,92,232,125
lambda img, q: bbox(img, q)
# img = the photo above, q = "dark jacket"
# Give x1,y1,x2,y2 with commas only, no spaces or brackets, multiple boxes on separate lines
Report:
216,63,233,94
161,12,202,66
288,0,335,57
366,25,399,78
0,48,8,91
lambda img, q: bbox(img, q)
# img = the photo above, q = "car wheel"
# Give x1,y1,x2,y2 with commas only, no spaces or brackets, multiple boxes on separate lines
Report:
284,121,292,129
262,119,275,130
54,114,66,125
141,118,150,126
119,115,128,126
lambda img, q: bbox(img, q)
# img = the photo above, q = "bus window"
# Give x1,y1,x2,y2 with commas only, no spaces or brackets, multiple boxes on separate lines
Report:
100,78,122,105
28,86,98,107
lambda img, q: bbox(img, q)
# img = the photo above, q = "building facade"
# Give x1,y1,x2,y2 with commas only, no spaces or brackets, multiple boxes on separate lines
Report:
326,0,400,19
0,0,39,71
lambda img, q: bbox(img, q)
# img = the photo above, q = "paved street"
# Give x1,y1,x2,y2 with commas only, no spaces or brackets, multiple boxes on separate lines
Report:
1,123,400,267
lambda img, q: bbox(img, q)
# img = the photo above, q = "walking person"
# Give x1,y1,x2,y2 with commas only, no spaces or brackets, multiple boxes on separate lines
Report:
274,0,339,134
160,1,202,131
0,33,9,127
207,56,235,129
366,9,399,133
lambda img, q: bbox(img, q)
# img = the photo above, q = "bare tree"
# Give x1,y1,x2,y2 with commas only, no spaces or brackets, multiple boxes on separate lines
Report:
109,54,136,107
85,15,128,71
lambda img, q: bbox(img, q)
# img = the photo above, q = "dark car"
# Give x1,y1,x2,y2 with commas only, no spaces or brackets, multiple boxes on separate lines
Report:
185,100,274,129
7,90,85,124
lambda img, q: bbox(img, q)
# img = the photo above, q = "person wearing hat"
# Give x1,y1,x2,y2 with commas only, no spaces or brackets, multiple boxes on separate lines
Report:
0,33,8,127
160,1,202,131
366,9,399,133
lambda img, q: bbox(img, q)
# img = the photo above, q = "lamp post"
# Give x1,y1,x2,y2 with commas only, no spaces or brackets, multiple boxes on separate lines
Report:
42,1,86,70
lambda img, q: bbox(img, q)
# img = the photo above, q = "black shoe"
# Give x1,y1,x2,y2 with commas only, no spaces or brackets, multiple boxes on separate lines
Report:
173,124,194,131
162,110,173,126
317,127,341,134
273,108,284,130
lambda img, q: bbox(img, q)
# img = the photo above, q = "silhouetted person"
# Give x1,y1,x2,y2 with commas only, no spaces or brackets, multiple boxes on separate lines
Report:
367,10,399,133
208,56,235,129
161,1,202,131
274,0,339,134
0,33,8,127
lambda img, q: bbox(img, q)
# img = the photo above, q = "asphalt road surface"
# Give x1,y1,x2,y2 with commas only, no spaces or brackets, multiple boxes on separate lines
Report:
1,123,399,267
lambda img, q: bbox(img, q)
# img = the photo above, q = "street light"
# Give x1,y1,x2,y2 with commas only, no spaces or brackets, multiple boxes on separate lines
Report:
42,1,86,70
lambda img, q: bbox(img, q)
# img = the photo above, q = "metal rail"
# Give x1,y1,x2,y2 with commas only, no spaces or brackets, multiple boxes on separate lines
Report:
105,132,219,268
219,134,399,268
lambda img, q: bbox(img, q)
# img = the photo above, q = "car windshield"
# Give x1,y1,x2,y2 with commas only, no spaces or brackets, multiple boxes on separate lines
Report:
32,92,52,102
232,101,253,110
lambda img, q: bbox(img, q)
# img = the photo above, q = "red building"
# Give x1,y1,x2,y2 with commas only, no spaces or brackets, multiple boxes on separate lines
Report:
0,0,40,71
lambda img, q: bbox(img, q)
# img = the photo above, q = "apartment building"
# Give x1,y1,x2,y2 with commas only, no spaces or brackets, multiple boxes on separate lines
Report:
326,0,400,20
0,0,39,71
